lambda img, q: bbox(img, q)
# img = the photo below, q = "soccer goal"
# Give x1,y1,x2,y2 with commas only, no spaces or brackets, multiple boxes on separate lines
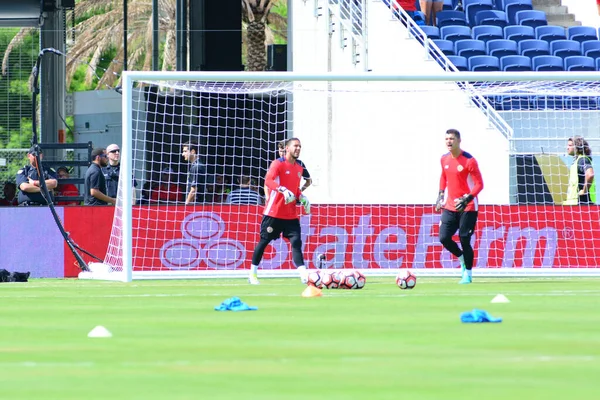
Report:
80,71,600,281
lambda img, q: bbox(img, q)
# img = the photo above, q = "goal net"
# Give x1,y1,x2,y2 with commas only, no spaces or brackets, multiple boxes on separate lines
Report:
81,72,600,281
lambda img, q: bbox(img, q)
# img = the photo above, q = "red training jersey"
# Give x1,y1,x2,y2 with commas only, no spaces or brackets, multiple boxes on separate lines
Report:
395,0,417,12
439,151,484,212
56,183,80,206
264,157,303,220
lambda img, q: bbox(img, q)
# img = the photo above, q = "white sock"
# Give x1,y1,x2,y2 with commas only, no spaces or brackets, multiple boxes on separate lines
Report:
297,265,307,277
458,255,465,264
250,264,258,275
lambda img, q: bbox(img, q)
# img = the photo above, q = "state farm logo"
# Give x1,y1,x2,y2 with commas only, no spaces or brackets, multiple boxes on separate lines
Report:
159,212,246,270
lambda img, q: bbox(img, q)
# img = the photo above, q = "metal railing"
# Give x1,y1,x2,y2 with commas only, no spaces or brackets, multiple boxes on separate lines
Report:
382,0,514,140
326,0,369,69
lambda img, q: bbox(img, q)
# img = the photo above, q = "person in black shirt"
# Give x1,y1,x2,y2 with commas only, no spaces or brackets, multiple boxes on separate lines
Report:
182,142,206,204
16,147,58,206
103,143,137,202
85,148,115,205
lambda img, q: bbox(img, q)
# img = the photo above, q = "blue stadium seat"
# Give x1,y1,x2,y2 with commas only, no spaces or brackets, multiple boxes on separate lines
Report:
447,55,469,71
567,26,598,44
472,25,503,43
441,25,472,43
500,55,531,71
436,11,468,27
550,40,581,59
532,96,565,110
432,39,455,55
465,0,494,26
412,11,426,25
474,10,508,27
443,0,454,11
582,40,600,59
535,25,566,43
504,25,535,43
597,57,600,71
532,55,564,71
564,56,595,71
515,10,547,29
518,39,549,58
455,39,487,58
504,1,533,25
501,0,532,10
469,55,500,71
486,39,518,58
420,25,441,40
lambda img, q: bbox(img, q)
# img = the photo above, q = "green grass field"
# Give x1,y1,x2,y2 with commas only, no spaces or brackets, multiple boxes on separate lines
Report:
1,277,599,399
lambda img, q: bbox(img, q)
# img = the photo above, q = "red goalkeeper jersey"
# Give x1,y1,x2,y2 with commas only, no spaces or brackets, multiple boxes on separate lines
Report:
264,157,303,220
439,151,484,212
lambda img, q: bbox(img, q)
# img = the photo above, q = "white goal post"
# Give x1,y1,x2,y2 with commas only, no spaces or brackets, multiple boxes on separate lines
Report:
81,71,600,281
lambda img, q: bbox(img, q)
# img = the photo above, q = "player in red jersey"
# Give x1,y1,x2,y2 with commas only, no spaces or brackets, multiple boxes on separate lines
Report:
249,138,311,285
435,129,484,284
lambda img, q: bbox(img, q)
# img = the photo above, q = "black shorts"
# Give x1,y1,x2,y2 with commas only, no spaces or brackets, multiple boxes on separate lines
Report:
440,209,478,238
260,216,301,241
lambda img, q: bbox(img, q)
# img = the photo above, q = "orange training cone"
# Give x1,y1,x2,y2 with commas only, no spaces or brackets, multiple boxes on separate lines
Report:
302,285,323,298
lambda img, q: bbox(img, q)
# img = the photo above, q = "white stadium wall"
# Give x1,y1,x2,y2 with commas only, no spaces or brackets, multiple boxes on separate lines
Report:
291,0,510,205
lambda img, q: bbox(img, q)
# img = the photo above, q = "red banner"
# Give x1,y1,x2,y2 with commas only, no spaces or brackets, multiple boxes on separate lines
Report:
63,205,600,276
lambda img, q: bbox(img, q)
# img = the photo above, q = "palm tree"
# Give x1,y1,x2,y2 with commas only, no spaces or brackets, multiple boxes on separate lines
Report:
2,0,287,88
66,0,176,89
242,0,285,71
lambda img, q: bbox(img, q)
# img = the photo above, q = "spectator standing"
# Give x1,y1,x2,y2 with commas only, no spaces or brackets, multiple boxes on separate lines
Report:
565,136,595,205
0,181,18,206
226,176,264,205
55,166,80,206
182,142,207,204
395,0,418,20
16,147,58,206
103,143,137,202
420,0,443,25
85,148,115,205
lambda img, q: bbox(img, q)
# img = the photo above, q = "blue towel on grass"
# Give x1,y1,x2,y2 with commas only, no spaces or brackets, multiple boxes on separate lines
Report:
460,309,502,323
215,297,258,312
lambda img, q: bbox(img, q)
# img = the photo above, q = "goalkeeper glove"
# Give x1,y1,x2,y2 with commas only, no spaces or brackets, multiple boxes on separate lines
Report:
435,190,445,212
278,186,296,204
454,194,474,212
299,194,311,214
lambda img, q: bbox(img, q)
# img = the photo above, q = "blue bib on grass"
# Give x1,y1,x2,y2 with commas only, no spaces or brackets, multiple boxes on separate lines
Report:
460,309,502,323
215,297,258,312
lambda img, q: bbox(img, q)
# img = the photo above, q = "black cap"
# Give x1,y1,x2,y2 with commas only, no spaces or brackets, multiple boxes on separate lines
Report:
28,146,42,154
57,166,69,173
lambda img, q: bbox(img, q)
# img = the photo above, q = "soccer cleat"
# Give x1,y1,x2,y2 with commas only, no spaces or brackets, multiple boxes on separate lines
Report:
300,275,309,285
459,272,472,284
248,274,260,285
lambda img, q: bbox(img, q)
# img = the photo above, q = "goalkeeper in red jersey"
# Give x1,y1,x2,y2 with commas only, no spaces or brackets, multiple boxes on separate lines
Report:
435,129,484,284
249,138,311,285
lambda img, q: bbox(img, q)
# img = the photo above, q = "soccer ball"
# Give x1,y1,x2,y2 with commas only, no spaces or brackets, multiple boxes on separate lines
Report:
396,270,417,290
321,270,342,289
339,271,358,289
307,271,323,288
353,270,366,289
